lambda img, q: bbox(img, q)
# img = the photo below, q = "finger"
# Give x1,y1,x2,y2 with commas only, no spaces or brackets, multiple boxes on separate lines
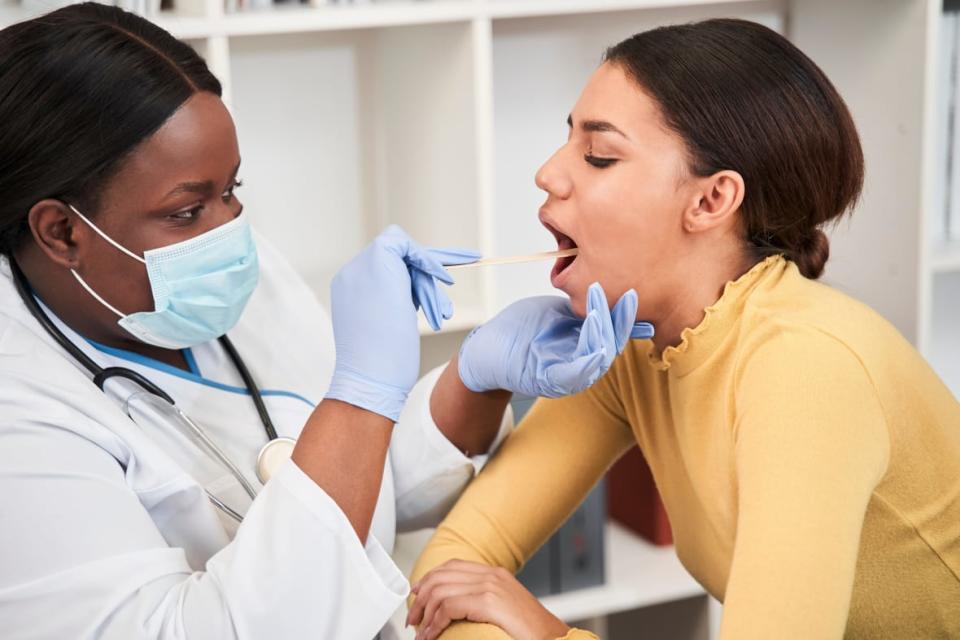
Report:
610,289,639,352
419,595,497,640
631,321,656,340
411,272,453,331
426,247,482,266
586,283,617,364
376,225,456,285
404,241,460,284
407,572,493,626
571,306,604,360
415,582,495,632
540,348,604,397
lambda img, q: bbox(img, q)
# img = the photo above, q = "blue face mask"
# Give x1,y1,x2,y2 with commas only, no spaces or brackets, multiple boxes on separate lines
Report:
68,205,260,350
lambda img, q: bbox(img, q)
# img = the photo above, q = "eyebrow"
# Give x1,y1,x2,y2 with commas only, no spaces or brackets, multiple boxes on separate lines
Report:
164,160,242,198
567,114,629,139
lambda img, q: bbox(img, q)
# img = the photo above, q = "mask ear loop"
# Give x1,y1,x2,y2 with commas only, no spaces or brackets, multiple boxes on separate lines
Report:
66,203,146,320
67,204,146,263
70,270,127,319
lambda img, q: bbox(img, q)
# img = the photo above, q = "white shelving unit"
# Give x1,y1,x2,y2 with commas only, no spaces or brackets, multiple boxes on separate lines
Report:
2,0,955,634
539,522,704,622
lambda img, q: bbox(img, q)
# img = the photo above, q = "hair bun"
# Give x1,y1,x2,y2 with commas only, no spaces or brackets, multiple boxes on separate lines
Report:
795,228,830,279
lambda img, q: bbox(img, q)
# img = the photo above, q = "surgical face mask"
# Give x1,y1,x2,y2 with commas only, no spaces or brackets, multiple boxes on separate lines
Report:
68,205,260,350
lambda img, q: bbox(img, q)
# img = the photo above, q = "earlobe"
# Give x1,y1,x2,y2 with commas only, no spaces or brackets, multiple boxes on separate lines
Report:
682,170,745,234
27,199,81,269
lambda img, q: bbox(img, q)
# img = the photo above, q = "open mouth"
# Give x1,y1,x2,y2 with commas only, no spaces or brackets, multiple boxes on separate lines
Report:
542,220,579,280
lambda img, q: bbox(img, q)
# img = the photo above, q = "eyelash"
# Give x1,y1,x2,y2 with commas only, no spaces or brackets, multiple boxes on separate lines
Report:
223,178,243,200
584,154,617,169
169,178,244,221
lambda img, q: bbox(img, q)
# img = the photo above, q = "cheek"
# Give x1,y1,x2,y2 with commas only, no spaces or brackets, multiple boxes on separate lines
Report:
580,181,675,274
94,251,155,312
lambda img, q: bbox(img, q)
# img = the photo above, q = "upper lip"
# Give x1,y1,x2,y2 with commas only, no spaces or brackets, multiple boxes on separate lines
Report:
539,209,578,249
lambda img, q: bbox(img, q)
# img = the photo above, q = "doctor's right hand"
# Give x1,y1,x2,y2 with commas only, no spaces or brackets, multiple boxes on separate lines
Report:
324,225,479,422
458,283,639,398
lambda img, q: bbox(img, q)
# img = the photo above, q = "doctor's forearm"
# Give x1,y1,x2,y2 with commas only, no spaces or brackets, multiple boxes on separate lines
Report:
430,356,511,457
291,399,393,542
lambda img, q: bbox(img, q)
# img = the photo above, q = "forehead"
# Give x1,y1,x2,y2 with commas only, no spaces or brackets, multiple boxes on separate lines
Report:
103,92,240,202
571,62,671,140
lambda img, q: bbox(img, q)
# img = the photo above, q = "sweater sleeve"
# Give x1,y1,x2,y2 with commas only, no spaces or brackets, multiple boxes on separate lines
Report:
723,326,891,639
409,366,636,640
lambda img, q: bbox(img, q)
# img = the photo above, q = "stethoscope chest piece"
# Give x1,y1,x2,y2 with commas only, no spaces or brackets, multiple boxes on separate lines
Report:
256,437,297,485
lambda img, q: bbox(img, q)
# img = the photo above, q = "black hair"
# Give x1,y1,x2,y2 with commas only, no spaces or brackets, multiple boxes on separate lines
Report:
0,2,221,255
605,19,864,279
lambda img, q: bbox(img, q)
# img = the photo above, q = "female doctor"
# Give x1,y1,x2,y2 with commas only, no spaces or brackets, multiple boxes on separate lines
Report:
0,4,641,639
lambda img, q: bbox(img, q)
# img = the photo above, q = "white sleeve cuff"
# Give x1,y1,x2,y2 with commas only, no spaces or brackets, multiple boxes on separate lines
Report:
202,458,409,638
273,458,409,598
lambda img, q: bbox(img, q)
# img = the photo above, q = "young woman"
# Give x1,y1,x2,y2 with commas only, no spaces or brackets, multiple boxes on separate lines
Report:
0,4,640,638
407,19,960,640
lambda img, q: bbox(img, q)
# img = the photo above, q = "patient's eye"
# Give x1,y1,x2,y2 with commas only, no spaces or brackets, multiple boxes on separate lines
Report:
584,154,617,168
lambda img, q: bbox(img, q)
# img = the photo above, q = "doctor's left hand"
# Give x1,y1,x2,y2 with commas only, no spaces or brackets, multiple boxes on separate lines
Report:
324,225,479,422
457,283,640,398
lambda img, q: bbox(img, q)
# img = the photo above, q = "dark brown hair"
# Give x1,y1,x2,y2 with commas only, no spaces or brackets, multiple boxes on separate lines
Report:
0,2,221,255
605,19,863,279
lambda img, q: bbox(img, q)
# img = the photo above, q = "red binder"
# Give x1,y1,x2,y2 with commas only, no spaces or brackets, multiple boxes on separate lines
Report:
607,446,673,546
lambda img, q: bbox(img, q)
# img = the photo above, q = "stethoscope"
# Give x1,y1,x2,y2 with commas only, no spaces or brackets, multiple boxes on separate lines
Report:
10,258,296,523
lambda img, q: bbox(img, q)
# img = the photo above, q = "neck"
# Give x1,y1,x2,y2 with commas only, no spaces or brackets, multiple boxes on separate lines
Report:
646,244,757,356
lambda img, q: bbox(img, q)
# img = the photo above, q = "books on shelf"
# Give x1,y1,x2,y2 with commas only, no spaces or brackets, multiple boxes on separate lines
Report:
19,0,164,17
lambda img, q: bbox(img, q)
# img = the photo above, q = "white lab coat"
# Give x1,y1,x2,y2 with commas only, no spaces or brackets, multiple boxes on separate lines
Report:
0,235,509,640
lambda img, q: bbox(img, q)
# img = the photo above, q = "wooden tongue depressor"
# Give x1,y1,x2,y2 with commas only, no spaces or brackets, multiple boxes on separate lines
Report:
445,248,579,270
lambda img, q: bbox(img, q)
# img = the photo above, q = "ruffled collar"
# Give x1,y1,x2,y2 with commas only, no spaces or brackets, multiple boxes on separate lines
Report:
646,254,786,376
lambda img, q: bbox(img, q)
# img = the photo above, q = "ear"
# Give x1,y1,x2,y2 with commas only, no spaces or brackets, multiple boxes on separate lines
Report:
681,170,745,235
26,199,82,270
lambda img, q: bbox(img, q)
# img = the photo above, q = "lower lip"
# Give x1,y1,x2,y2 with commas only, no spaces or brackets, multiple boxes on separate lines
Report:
550,254,578,288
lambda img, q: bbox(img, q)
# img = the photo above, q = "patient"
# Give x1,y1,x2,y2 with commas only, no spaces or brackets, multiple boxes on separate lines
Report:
406,18,960,640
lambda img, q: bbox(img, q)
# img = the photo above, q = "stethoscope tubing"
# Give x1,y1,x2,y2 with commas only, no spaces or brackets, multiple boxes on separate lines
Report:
10,258,276,523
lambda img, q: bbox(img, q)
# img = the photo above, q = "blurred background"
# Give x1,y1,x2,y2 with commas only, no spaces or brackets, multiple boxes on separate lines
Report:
1,0,955,637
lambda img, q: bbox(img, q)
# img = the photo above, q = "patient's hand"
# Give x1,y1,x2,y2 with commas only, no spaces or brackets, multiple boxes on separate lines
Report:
406,559,570,640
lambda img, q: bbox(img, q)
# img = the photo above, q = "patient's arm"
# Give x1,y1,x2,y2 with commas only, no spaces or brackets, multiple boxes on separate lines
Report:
408,369,636,639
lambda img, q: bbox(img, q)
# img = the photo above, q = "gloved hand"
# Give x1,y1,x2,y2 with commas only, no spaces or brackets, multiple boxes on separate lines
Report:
325,225,479,421
458,283,653,398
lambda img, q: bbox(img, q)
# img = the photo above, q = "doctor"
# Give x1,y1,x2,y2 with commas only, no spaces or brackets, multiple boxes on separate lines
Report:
0,4,641,639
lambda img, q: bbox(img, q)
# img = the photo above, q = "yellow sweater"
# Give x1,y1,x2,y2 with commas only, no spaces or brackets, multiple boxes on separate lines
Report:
412,255,960,639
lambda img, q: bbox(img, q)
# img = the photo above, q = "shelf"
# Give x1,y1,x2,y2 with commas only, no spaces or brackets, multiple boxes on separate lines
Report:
485,0,763,21
159,1,475,39
930,239,960,273
540,522,705,622
20,0,778,40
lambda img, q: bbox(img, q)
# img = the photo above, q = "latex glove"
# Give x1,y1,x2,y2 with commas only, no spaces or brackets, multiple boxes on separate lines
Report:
458,283,654,398
325,225,479,421
411,247,482,331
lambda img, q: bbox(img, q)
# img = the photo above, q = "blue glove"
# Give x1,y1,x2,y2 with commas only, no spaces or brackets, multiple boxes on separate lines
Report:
458,283,653,398
325,225,479,421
